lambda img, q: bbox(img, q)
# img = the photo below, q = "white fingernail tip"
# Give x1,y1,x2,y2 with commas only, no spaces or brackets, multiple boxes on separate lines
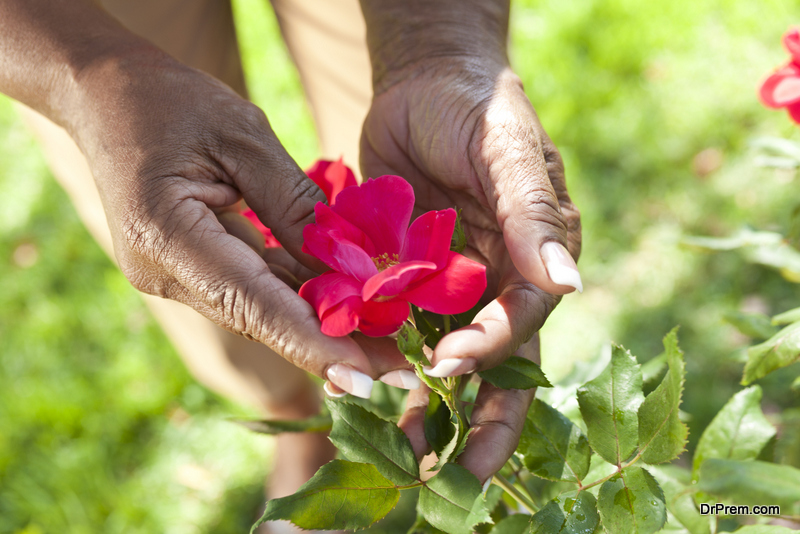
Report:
423,358,475,378
379,370,421,390
545,261,584,293
323,381,347,398
326,364,374,399
482,476,493,494
347,370,373,399
541,241,583,293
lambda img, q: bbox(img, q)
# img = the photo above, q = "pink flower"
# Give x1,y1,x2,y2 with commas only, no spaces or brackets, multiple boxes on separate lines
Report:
760,28,800,124
298,176,487,337
242,158,358,247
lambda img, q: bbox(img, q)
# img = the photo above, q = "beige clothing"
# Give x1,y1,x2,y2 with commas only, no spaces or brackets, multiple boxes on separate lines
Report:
21,0,372,412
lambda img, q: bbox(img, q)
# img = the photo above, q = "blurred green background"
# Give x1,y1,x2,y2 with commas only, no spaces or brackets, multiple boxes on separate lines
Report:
1,0,799,532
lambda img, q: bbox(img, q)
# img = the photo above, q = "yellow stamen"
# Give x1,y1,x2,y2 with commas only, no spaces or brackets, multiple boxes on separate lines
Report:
372,252,399,272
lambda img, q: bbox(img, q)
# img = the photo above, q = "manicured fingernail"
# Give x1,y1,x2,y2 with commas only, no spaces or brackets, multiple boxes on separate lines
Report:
379,370,421,390
423,358,477,378
323,381,347,398
540,241,583,293
326,363,373,399
482,476,493,494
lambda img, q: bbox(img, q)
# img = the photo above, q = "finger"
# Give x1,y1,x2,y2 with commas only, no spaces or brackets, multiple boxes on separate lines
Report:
216,211,266,256
428,267,557,373
397,384,432,459
207,109,328,273
473,76,581,294
119,187,376,399
456,335,540,483
351,333,420,390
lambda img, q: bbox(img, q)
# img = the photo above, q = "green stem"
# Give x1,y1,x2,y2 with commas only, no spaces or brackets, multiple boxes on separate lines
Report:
578,452,643,492
396,481,424,490
443,315,451,335
493,474,538,513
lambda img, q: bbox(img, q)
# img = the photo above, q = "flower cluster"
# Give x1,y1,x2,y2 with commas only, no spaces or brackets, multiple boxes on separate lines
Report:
242,158,357,247
760,28,800,124
298,175,487,337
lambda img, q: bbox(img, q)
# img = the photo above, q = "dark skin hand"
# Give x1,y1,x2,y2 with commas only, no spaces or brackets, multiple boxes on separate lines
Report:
0,0,582,484
359,0,582,482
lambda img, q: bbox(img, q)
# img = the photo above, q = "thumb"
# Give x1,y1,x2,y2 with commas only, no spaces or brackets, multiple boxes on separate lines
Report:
477,96,582,295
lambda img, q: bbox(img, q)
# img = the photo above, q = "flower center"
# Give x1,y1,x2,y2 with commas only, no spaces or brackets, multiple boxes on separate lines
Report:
372,252,399,272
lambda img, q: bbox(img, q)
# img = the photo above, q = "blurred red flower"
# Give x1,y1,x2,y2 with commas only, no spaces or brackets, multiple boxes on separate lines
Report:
760,28,800,124
298,176,487,337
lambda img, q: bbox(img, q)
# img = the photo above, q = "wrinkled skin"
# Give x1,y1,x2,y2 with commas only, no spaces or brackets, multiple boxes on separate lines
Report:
360,60,582,481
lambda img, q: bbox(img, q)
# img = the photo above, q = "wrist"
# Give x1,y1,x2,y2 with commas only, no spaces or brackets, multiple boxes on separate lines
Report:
359,0,510,92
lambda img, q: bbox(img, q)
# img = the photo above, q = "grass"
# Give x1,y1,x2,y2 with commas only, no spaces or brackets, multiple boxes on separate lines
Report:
1,0,799,531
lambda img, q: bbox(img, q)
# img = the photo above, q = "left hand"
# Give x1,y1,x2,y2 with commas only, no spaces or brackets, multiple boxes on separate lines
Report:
359,60,581,481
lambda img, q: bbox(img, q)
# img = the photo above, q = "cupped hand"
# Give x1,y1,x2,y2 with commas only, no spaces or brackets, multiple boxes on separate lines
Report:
360,60,582,479
67,48,411,395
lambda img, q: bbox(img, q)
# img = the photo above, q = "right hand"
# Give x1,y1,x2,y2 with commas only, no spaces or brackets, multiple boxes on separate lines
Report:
67,48,409,396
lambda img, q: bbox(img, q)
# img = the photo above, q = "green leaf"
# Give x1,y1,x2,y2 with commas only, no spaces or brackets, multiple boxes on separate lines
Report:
530,491,600,534
408,514,449,534
723,310,778,340
597,466,667,534
649,466,710,534
233,413,331,434
327,399,419,486
519,399,591,483
419,463,490,534
637,329,688,464
478,356,553,390
771,306,800,326
691,386,775,481
683,228,800,280
425,391,456,456
254,460,399,532
577,345,644,465
793,374,800,392
743,322,800,385
696,459,800,514
488,514,530,534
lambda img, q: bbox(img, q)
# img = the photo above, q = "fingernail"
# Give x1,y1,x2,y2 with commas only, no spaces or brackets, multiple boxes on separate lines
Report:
482,476,493,494
423,358,477,378
323,381,347,398
379,370,421,390
540,241,583,293
326,363,373,399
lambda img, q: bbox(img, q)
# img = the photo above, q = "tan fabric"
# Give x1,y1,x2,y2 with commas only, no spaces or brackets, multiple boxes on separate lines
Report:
21,0,372,412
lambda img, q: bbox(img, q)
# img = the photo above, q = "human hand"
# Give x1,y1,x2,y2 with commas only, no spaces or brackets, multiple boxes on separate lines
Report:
358,1,581,477
62,46,416,395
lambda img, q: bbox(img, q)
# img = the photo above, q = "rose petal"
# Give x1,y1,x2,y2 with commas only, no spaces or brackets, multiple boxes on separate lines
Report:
320,296,362,337
332,176,414,256
785,28,800,64
357,299,411,337
299,271,363,318
760,63,800,107
788,101,800,125
400,252,487,315
303,204,378,281
242,208,282,248
362,260,438,301
306,158,358,205
400,209,457,269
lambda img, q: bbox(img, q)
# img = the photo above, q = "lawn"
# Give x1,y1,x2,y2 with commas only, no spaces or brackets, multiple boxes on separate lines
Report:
1,0,798,532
